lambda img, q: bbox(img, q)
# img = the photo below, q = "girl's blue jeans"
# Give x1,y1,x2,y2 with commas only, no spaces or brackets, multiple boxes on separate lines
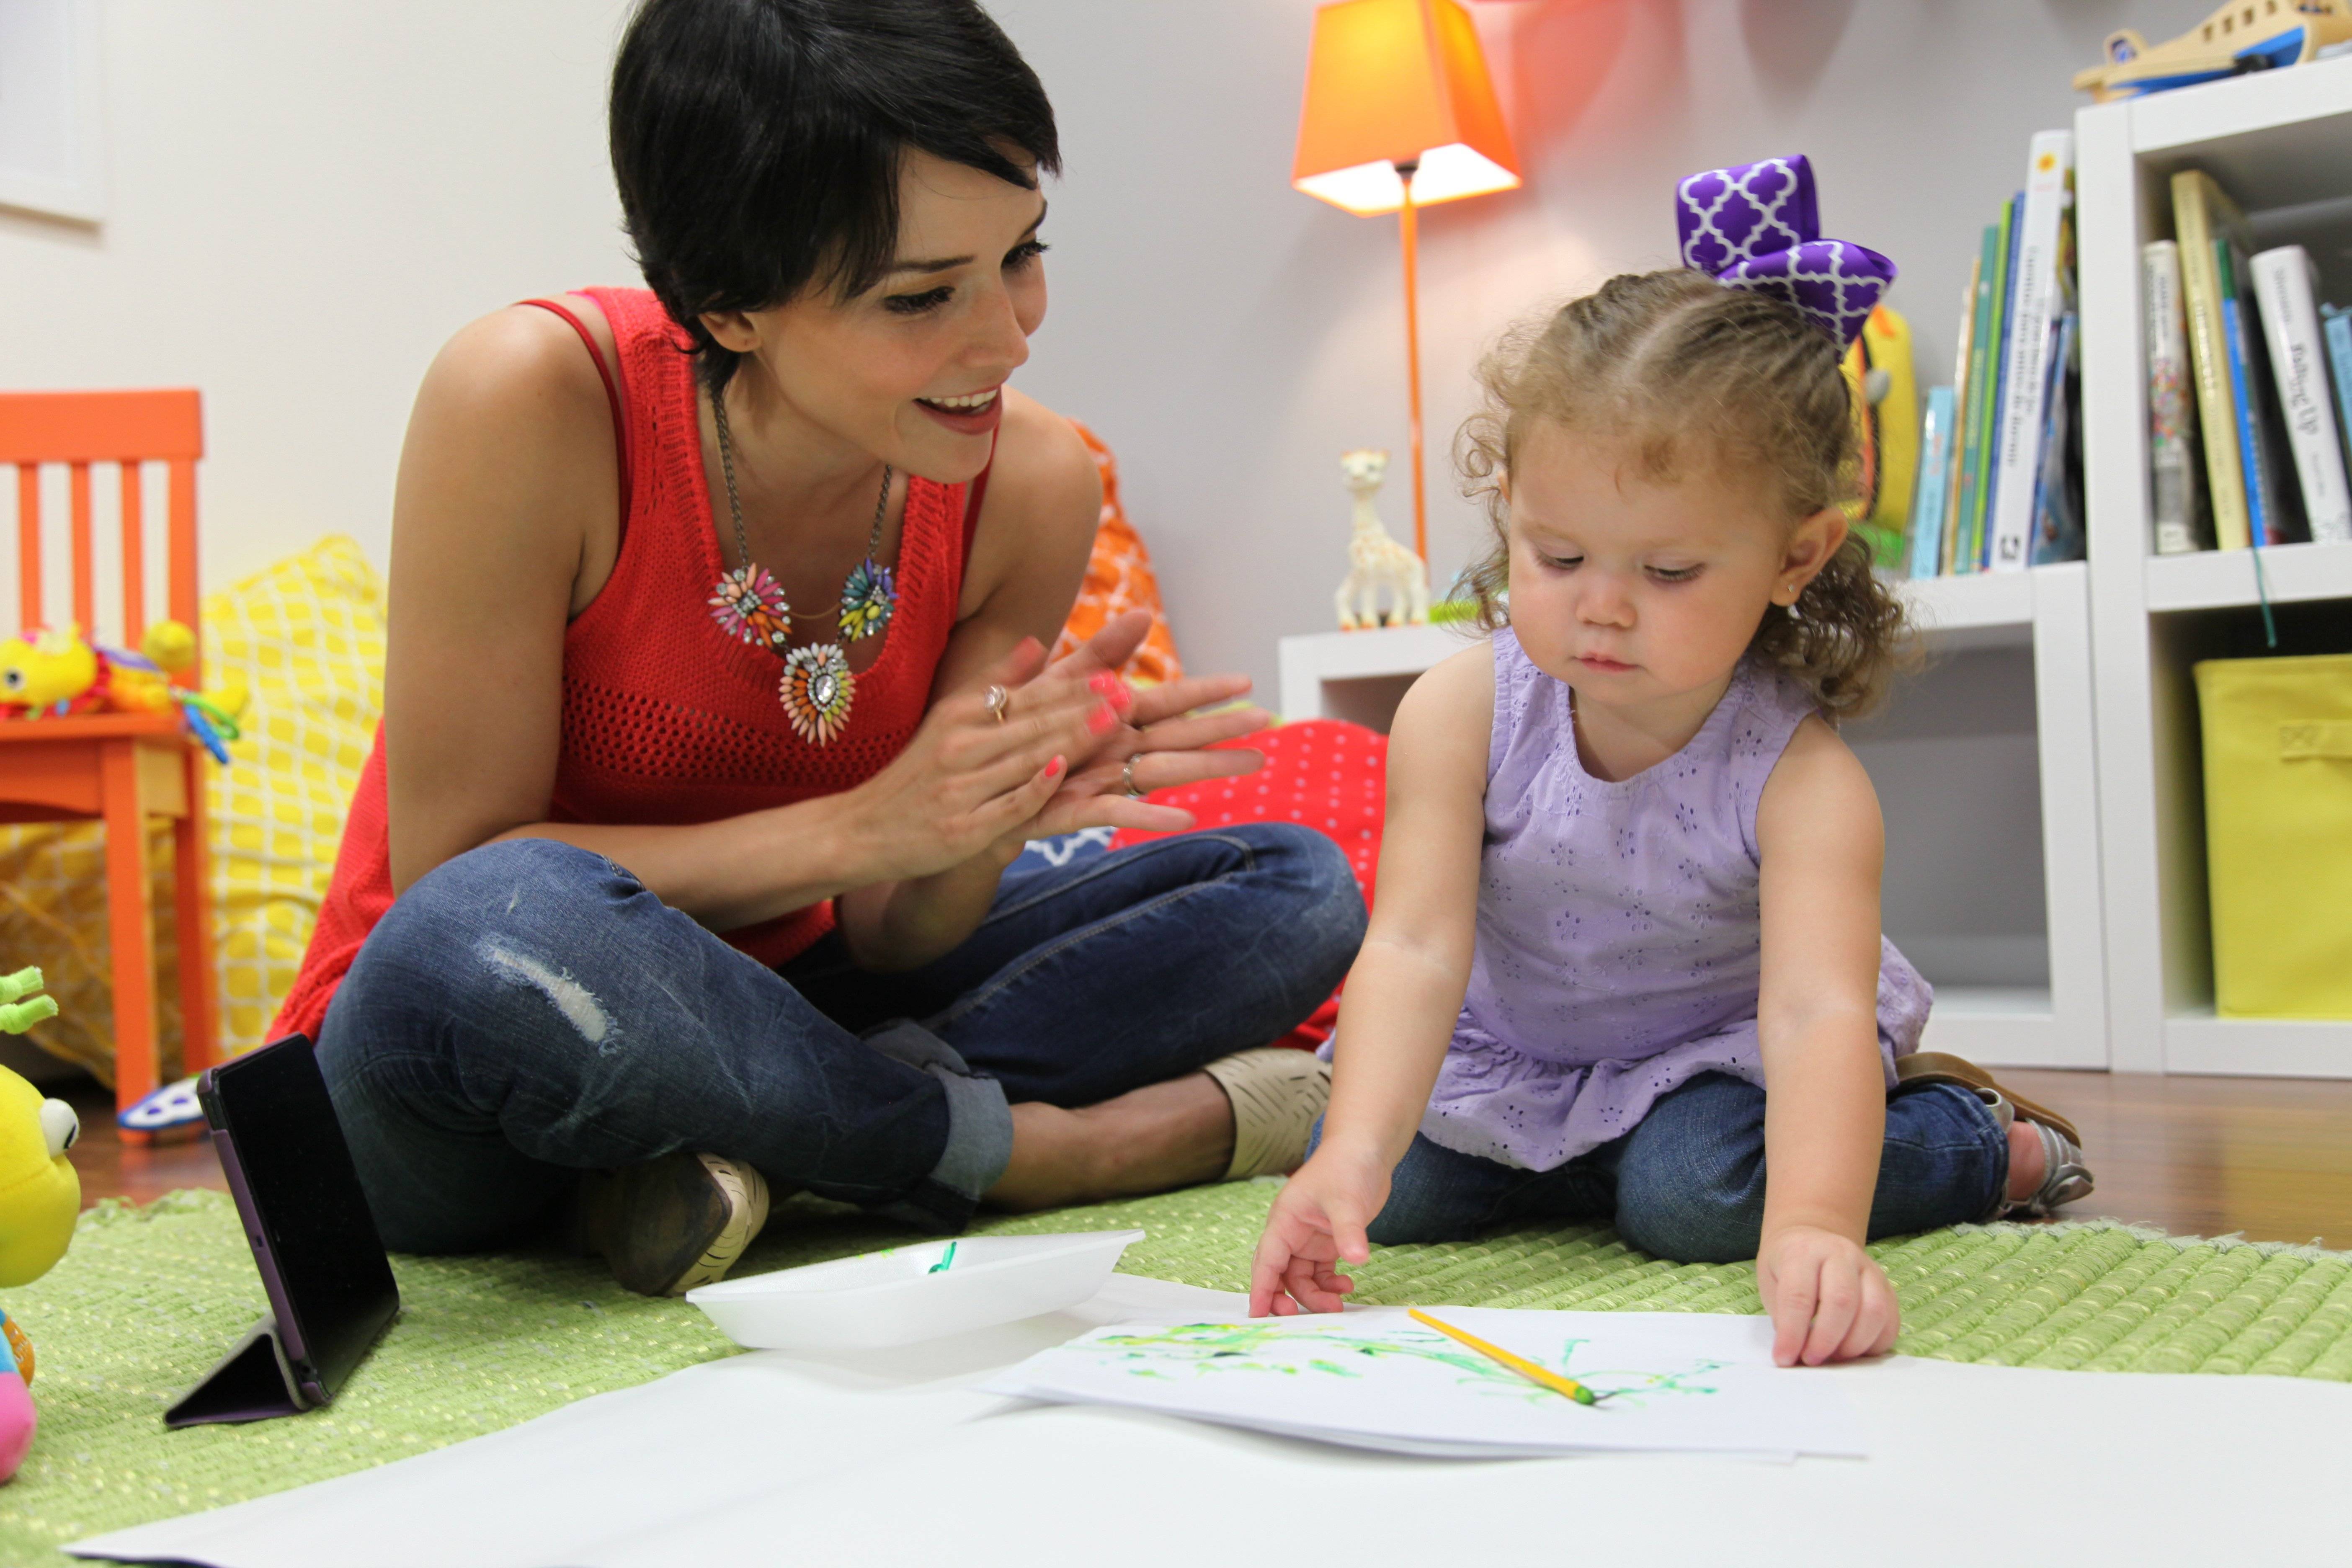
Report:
1336,1072,2009,1262
317,828,1365,1253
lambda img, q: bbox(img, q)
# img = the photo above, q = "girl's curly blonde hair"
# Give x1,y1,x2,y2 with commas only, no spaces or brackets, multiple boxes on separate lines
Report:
1456,268,1909,719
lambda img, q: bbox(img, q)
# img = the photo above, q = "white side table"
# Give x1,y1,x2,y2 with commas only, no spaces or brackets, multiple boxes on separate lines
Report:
1277,623,1484,730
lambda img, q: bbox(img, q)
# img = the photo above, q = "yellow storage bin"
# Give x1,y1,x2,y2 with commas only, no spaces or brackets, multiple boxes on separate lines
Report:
2195,652,2352,1019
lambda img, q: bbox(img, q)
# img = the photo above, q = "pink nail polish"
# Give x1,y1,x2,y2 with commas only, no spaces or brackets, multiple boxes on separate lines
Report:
1086,703,1117,735
1089,673,1119,696
1046,754,1066,778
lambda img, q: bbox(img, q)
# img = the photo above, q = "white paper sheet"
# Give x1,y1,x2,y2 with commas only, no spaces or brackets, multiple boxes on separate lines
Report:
979,1306,1864,1458
70,1275,2352,1568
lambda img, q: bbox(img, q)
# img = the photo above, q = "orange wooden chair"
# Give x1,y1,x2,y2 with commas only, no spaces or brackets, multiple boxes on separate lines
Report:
0,390,217,1137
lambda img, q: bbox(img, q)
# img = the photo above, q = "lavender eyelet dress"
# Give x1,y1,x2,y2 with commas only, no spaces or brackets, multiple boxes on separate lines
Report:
1338,629,2006,1259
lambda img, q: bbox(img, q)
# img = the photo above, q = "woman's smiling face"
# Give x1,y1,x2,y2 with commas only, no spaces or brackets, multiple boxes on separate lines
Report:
703,149,1050,482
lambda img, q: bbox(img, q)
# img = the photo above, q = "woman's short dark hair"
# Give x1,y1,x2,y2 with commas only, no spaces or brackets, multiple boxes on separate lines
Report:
611,0,1060,390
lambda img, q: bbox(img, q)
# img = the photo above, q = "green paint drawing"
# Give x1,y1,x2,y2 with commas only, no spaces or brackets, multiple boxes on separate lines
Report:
1081,1322,1726,1411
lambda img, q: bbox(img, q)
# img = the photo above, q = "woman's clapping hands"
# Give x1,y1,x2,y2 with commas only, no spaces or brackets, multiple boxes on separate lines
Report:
843,609,1269,880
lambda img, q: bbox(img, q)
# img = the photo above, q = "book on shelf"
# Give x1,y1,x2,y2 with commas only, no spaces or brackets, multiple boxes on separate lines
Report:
2327,306,2352,478
1954,213,2006,573
2172,170,2256,550
2030,312,2084,565
1909,384,1957,579
1973,194,2023,570
2250,246,2352,545
2214,239,2298,547
2141,239,2209,554
1941,252,1983,576
1988,131,2073,573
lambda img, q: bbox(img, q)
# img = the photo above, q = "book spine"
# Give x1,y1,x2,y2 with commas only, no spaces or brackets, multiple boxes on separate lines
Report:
2173,171,2250,550
2327,307,2352,482
2251,247,2352,544
2030,312,2082,565
1989,130,2072,572
2216,242,2273,547
2142,240,2206,554
1953,228,2000,573
1972,196,2021,570
1910,385,1956,578
1942,255,1982,576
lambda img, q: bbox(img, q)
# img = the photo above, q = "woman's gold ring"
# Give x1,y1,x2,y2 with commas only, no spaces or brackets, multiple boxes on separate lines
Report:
1121,753,1148,799
983,684,1010,724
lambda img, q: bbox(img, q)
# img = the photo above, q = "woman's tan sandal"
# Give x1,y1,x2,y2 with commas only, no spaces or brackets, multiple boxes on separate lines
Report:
578,1151,772,1297
1203,1047,1332,1181
1896,1050,2082,1148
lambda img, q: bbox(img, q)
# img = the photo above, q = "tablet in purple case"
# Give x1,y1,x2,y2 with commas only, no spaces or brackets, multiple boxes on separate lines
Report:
165,1034,400,1427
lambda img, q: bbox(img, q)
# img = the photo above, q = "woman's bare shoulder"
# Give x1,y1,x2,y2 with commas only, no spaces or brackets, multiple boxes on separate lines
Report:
958,388,1102,614
393,299,624,609
983,388,1099,525
415,299,617,441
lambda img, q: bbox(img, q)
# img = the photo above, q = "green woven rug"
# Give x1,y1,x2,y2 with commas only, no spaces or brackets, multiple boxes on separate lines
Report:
8,1183,2352,1560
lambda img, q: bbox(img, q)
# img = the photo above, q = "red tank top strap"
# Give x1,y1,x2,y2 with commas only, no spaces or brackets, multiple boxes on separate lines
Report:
520,297,632,534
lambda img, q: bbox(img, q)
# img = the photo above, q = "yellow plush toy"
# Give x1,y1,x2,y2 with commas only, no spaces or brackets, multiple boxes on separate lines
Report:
0,620,248,763
0,967,81,1483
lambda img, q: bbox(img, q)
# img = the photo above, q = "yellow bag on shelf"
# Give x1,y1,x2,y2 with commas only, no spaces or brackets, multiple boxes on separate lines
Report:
2195,652,2352,1019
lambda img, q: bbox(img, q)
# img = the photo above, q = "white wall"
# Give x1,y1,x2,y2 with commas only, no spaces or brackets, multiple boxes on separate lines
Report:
0,0,638,609
991,0,2223,697
3,0,2220,697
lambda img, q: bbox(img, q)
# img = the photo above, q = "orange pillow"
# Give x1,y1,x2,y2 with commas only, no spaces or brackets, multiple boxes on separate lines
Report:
1053,420,1182,685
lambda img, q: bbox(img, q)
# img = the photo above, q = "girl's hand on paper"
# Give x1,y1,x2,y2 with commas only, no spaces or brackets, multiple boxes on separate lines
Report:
1248,1144,1389,1316
1756,1225,1900,1366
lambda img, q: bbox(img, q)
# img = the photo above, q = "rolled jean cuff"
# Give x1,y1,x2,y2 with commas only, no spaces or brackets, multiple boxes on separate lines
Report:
861,1020,1014,1230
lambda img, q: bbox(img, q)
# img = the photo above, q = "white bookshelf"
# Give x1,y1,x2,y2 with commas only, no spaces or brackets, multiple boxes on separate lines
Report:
1274,562,2108,1070
2077,59,2352,1077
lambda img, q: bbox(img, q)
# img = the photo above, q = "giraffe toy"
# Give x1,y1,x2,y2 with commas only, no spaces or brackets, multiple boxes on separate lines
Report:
1333,449,1429,631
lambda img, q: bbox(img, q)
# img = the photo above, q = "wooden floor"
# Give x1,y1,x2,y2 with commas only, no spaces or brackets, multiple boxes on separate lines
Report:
58,1068,2352,1250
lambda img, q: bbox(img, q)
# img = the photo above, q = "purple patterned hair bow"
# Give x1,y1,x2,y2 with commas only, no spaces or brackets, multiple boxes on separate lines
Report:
1674,155,1894,346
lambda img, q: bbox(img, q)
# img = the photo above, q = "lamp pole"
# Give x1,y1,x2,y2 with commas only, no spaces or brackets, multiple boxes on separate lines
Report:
1394,158,1427,564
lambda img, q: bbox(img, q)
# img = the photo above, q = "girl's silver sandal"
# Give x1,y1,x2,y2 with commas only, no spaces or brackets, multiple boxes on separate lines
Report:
1969,1087,2096,1219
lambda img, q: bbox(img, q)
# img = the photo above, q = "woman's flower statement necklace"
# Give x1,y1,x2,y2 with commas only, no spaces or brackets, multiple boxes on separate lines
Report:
705,391,898,746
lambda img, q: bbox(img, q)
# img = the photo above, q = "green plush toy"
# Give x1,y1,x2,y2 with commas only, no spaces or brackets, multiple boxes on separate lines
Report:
0,968,83,1483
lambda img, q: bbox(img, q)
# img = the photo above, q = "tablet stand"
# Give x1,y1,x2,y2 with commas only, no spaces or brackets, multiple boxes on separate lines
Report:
165,1314,321,1427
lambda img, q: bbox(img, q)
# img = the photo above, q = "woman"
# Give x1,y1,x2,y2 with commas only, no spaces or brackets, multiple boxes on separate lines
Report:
281,0,1365,1295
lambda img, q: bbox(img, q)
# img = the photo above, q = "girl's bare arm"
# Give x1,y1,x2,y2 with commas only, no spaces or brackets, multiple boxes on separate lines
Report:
1249,644,1492,1314
1753,714,1902,1363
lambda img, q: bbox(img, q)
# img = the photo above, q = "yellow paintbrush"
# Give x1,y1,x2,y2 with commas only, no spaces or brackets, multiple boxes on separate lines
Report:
1408,1308,1609,1406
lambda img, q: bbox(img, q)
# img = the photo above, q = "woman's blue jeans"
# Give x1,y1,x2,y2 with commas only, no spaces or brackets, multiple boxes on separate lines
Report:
316,827,1364,1253
1343,1072,2009,1262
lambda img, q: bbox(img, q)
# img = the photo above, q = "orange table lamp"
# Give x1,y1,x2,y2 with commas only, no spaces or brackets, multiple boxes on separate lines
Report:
1293,0,1519,562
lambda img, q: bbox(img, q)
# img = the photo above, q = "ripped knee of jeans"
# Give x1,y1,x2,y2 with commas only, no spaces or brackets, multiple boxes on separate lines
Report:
477,937,622,1054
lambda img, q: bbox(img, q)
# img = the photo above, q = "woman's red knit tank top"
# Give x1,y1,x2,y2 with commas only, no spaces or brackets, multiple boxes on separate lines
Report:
273,286,974,1042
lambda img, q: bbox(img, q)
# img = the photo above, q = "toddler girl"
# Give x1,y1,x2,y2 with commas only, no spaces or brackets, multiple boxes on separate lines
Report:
1251,158,2092,1365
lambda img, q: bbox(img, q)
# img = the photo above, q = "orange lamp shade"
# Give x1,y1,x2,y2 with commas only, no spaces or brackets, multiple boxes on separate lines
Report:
1292,0,1519,216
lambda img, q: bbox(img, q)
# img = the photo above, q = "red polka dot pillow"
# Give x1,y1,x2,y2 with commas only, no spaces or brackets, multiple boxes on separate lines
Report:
1112,719,1386,1048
